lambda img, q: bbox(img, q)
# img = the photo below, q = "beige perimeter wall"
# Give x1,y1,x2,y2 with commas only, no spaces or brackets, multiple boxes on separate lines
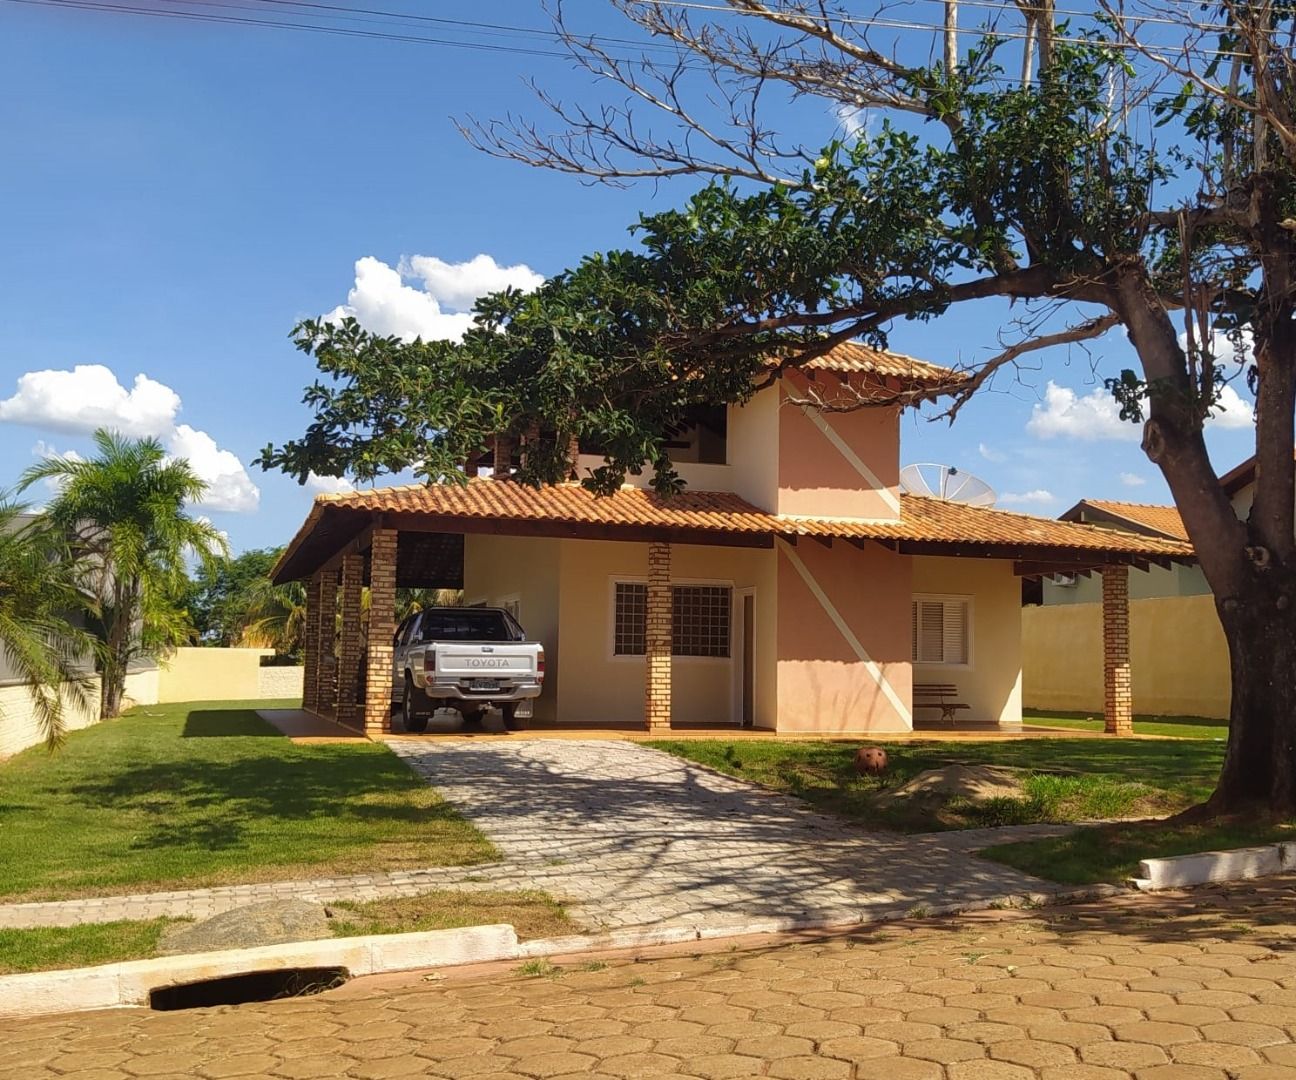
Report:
1022,594,1230,719
0,677,102,759
156,647,298,704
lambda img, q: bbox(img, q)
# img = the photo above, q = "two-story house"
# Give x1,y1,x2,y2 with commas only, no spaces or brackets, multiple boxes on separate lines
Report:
272,345,1193,737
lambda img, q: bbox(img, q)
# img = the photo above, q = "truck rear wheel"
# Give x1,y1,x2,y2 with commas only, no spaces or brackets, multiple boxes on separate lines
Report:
402,676,430,734
501,703,526,731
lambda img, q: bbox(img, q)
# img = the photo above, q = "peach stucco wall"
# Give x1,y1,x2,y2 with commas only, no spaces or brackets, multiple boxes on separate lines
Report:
776,376,901,521
775,538,914,733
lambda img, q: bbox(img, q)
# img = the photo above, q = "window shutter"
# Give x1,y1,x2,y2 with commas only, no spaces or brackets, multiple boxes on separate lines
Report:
918,601,944,663
942,601,968,664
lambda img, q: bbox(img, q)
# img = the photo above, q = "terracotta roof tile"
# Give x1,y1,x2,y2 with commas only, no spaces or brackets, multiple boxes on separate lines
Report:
310,479,1194,558
772,341,964,386
1073,500,1189,542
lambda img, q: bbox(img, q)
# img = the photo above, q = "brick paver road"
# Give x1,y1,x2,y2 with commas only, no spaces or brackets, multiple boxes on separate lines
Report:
0,740,1070,932
6,876,1296,1080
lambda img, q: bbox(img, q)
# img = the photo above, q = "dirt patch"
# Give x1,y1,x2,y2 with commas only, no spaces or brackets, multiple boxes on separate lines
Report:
874,764,1027,806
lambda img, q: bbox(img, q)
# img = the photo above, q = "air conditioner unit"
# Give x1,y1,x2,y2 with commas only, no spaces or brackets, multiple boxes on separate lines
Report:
1052,572,1078,587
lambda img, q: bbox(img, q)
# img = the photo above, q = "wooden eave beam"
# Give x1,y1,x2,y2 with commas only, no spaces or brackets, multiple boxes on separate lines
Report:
376,511,775,550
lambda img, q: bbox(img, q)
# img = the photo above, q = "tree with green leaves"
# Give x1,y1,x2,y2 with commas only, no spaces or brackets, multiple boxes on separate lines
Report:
263,2,1296,817
0,504,95,746
186,547,286,646
22,430,228,718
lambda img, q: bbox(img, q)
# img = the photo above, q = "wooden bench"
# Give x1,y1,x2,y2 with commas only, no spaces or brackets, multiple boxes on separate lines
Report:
913,683,971,724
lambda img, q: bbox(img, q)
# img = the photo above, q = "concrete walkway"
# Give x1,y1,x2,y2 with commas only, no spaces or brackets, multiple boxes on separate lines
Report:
0,740,1069,932
7,877,1296,1079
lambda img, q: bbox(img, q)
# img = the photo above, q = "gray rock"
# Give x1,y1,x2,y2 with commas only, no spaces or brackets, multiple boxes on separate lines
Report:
158,899,332,956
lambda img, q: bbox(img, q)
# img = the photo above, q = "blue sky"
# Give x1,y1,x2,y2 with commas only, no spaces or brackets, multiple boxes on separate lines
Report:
0,2,1259,552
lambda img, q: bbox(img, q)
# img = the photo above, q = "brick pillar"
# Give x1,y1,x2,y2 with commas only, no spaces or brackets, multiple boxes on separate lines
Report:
364,528,398,736
301,573,323,712
335,553,364,729
644,541,673,733
493,434,514,479
316,570,338,713
1102,565,1133,736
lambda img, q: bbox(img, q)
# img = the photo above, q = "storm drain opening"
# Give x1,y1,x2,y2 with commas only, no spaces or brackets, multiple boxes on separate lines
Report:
149,966,349,1011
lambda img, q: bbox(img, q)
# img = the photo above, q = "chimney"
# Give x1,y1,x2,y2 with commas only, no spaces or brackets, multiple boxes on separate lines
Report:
492,434,514,479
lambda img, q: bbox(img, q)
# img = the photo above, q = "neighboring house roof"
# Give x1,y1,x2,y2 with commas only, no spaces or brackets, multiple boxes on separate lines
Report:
787,342,965,387
1218,448,1296,496
274,479,1195,584
1060,499,1189,543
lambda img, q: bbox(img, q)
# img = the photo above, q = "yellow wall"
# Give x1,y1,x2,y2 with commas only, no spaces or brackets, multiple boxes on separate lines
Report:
156,648,274,704
463,535,562,722
553,538,777,727
727,389,780,512
1022,594,1230,719
910,556,1023,725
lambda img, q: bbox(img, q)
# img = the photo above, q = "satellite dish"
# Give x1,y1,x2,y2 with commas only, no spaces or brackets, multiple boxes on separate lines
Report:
900,463,997,507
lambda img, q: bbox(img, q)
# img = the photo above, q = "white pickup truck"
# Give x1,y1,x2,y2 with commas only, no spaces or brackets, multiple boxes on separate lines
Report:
391,607,545,732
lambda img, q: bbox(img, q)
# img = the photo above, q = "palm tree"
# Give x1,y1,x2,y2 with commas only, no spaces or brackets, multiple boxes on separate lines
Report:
0,503,95,745
21,430,228,717
235,578,308,655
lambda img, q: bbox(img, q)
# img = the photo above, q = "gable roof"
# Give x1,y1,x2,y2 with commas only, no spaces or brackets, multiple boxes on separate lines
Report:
273,479,1195,584
1060,499,1189,543
791,342,965,387
1218,448,1296,496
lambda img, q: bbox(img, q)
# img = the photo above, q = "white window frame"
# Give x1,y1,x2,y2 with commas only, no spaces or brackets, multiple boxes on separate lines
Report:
607,575,735,664
911,593,974,668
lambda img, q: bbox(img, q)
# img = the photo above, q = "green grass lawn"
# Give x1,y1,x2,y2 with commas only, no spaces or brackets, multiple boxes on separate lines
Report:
0,889,575,974
0,700,496,903
984,819,1296,884
1025,711,1229,740
0,919,180,975
648,737,1225,832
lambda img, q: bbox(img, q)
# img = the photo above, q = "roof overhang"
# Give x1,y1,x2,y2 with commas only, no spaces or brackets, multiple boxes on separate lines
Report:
273,481,1196,587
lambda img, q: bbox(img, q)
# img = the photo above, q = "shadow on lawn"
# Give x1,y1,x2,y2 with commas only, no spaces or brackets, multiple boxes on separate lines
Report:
65,713,462,854
181,708,286,738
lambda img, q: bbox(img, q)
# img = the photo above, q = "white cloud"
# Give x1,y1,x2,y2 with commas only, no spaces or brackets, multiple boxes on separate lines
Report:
1179,326,1254,369
2,367,260,513
30,440,84,494
1026,381,1139,441
833,103,871,139
0,365,179,437
404,253,544,314
1027,378,1253,442
306,472,354,495
166,425,260,513
1119,472,1147,487
326,253,544,343
1209,383,1255,429
978,442,1007,463
999,489,1057,506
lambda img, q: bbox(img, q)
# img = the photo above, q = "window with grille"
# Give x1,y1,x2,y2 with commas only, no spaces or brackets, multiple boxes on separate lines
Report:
911,596,970,665
672,585,731,657
612,582,732,658
613,582,648,656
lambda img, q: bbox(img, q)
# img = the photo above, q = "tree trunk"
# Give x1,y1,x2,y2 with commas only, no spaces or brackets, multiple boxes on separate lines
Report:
99,576,138,720
1210,579,1296,817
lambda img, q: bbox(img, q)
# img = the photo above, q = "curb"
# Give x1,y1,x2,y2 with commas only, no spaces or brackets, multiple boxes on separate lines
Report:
0,882,1126,1019
1132,840,1296,891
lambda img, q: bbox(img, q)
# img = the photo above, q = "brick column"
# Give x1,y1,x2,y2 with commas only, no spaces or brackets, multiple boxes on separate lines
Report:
1102,564,1133,736
492,433,514,479
644,541,673,733
316,570,338,713
335,553,364,730
363,528,398,736
301,573,323,712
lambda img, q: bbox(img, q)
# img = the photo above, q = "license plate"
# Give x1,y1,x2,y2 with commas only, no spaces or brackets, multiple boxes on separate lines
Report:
469,679,501,692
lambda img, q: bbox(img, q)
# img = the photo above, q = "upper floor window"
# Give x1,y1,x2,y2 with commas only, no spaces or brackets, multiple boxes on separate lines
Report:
912,595,970,665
